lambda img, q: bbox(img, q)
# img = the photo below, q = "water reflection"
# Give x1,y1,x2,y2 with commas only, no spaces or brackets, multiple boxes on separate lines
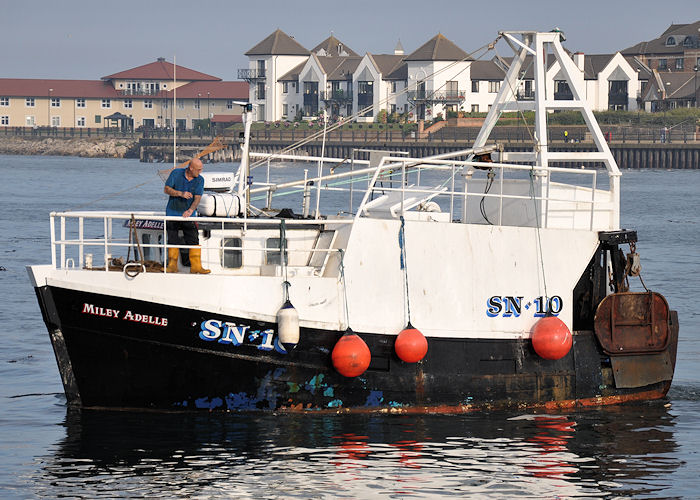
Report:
30,401,683,498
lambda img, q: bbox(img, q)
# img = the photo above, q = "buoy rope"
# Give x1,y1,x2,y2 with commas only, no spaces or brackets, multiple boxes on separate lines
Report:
338,249,350,329
398,216,412,327
279,219,290,302
529,167,549,306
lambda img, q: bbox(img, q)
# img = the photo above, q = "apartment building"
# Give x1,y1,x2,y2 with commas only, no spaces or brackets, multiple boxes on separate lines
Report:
241,29,652,122
0,58,248,130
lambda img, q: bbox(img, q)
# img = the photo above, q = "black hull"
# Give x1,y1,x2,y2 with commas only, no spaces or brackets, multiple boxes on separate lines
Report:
34,285,678,413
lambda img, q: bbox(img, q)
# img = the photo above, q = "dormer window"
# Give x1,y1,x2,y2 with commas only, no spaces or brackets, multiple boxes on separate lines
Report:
666,36,676,46
683,36,694,47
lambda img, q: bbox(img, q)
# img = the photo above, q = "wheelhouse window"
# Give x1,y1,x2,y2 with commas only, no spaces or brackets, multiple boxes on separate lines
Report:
265,237,282,265
76,98,86,108
222,238,243,268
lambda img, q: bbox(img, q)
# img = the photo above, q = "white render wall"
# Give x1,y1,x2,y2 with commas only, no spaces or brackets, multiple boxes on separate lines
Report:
247,47,639,121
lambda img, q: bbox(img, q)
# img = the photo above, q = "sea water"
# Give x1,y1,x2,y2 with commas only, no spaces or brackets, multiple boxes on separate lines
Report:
1,155,699,498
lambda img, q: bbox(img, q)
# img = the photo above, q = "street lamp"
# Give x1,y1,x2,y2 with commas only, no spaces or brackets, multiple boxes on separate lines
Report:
694,65,698,108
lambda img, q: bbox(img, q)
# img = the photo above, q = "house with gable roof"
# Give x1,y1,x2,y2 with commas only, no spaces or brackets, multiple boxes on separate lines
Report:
240,29,310,122
404,34,471,121
622,21,700,73
0,58,247,130
352,50,406,122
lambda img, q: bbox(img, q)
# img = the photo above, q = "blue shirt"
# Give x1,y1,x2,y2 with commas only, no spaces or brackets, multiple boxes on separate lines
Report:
165,168,205,216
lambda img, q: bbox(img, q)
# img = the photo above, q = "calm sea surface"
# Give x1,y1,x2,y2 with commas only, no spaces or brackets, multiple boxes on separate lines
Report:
1,155,699,498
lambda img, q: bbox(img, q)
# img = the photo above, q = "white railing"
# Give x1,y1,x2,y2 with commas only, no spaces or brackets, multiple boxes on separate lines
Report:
49,211,351,274
352,155,619,230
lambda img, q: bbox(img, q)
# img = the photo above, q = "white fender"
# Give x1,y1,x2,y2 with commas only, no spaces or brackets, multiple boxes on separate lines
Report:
277,300,300,350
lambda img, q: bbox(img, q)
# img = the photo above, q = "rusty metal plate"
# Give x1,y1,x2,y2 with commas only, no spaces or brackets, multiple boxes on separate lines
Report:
594,292,670,355
610,350,674,388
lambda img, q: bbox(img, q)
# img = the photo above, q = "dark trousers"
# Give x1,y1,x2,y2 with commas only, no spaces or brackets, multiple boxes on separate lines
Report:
166,220,199,265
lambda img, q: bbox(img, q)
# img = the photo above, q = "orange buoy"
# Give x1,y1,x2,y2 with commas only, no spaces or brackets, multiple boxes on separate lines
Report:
331,329,371,377
531,316,572,360
395,325,428,363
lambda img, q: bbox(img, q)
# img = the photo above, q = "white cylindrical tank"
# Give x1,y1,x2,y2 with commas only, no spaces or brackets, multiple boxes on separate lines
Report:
198,193,241,217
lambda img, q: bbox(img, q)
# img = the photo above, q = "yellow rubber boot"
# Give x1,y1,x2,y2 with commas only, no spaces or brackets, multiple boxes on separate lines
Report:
166,248,180,273
189,248,210,274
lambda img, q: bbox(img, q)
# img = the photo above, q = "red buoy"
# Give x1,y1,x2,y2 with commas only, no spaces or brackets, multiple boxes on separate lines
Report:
332,329,371,377
531,316,572,360
395,326,428,363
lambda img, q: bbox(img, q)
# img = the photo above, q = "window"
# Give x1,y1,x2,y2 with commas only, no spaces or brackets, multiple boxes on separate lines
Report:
226,100,234,109
295,81,299,94
221,238,242,268
95,115,101,123
51,116,60,127
446,81,458,98
26,116,35,126
282,104,288,116
488,81,500,93
163,100,169,109
666,36,676,46
256,82,265,100
123,99,133,109
658,59,667,70
391,81,398,93
51,97,60,107
266,238,281,265
177,99,184,109
471,104,479,113
76,98,86,108
144,99,153,109
0,116,8,125
0,97,9,106
194,99,200,110
472,80,479,92
683,36,694,47
76,116,85,127
26,98,35,107
101,99,111,108
283,82,289,93
390,104,396,113
675,58,684,70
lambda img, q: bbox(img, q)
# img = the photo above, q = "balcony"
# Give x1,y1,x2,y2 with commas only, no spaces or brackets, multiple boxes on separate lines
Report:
238,68,266,81
320,90,352,103
407,91,465,103
118,89,165,96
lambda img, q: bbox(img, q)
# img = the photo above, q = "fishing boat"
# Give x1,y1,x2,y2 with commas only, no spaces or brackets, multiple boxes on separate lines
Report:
28,31,678,412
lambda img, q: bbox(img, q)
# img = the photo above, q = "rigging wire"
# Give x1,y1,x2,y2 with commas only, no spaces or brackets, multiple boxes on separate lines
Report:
249,36,504,171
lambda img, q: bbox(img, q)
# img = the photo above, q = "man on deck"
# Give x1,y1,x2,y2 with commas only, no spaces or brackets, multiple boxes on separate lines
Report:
164,158,210,274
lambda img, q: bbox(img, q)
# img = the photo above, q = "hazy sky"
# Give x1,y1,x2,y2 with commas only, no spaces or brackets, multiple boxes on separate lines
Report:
2,0,699,81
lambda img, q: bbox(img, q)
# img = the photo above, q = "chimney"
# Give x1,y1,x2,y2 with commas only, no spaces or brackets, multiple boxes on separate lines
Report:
573,52,584,71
